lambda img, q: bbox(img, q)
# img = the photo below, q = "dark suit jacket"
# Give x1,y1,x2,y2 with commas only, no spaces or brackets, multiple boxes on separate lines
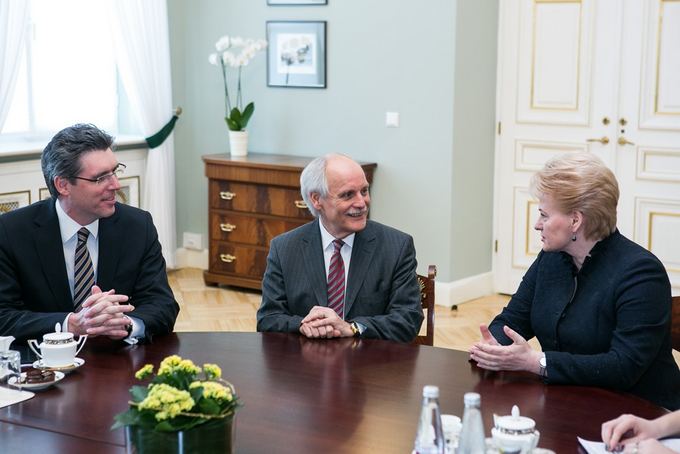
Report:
490,230,680,410
0,199,179,342
257,219,424,342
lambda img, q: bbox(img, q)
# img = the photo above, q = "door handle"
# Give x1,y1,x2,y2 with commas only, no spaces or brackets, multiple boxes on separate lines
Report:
586,136,610,145
219,191,236,200
219,223,236,232
294,200,308,209
618,136,635,146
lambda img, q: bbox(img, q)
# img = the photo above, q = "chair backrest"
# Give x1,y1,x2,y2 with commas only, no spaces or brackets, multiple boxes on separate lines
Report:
414,265,437,346
672,296,680,351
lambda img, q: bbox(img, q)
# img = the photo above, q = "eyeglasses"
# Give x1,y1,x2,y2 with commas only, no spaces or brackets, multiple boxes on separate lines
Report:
70,163,126,185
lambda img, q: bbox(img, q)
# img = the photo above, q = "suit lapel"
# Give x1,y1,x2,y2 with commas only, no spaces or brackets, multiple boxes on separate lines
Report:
345,223,376,313
97,206,122,290
33,200,72,310
301,219,328,307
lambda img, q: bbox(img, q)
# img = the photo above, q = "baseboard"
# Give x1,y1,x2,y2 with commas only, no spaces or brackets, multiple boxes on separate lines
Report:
174,247,209,270
434,272,494,308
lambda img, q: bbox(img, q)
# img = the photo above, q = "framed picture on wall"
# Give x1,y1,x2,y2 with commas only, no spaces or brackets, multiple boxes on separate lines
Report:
116,176,140,207
267,0,327,5
267,21,326,88
0,190,30,215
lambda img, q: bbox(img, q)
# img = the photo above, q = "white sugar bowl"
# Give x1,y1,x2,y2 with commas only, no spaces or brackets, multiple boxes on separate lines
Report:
491,405,540,454
28,331,87,367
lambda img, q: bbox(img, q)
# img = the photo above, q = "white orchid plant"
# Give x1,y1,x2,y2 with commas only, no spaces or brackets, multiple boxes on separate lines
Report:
209,35,267,131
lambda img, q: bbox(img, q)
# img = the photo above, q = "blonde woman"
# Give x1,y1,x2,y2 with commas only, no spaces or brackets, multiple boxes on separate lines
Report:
470,152,680,410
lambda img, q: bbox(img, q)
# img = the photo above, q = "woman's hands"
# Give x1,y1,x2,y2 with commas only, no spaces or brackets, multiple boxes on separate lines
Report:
469,324,543,375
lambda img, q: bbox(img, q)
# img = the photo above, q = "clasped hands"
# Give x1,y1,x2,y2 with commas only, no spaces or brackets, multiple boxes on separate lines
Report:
469,324,542,375
69,285,134,340
299,306,354,339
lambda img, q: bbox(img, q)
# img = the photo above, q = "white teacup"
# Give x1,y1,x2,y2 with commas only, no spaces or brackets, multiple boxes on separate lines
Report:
28,332,87,367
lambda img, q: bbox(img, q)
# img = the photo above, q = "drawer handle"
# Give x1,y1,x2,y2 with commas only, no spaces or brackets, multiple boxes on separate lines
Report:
220,191,236,201
294,200,308,209
220,254,237,263
220,223,237,232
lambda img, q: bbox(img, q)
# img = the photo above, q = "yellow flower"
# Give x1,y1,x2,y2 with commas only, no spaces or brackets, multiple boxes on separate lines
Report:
189,381,233,402
135,364,154,380
138,383,195,421
158,355,201,376
203,363,222,379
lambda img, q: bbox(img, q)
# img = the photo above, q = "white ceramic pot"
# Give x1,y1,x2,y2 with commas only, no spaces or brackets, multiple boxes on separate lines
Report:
228,130,248,157
28,332,87,367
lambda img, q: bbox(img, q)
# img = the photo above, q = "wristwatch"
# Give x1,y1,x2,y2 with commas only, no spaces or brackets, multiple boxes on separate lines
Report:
539,353,547,378
349,321,361,337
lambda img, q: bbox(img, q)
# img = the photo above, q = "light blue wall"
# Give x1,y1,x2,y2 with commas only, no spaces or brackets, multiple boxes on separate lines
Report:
168,0,498,282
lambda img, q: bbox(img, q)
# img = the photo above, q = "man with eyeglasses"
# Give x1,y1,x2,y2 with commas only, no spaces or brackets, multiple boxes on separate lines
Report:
0,124,179,344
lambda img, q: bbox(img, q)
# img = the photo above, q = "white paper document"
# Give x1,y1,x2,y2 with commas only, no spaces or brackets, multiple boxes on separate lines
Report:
0,386,34,408
578,436,680,453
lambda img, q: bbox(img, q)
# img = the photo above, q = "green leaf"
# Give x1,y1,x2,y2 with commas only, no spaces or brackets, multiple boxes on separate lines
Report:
130,386,149,402
111,409,141,430
230,107,242,124
240,103,255,128
198,398,221,415
225,117,240,131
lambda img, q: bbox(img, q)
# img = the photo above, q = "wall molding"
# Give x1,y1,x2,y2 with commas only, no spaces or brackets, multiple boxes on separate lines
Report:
435,272,495,308
174,247,209,270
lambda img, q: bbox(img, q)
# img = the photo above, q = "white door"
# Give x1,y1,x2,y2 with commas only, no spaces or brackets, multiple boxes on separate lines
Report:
493,0,680,294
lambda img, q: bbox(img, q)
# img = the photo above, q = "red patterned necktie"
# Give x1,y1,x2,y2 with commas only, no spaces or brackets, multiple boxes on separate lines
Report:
73,227,95,311
327,239,345,318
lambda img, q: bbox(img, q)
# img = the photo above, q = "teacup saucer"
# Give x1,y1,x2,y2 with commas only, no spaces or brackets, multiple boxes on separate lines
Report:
32,357,85,374
8,371,65,391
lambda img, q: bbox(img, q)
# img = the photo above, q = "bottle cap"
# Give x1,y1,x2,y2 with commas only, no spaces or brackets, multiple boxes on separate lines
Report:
423,385,439,398
464,392,481,405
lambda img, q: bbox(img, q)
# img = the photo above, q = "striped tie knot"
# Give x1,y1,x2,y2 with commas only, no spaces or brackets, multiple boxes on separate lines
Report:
327,238,345,318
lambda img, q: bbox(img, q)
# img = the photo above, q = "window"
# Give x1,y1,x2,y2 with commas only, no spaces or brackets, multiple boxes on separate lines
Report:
1,0,137,139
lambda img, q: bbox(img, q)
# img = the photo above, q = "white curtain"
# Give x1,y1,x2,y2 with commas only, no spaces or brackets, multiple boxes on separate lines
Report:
107,0,176,268
0,0,30,131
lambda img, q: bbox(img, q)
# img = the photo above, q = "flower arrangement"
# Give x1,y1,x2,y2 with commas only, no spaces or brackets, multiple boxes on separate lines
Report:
112,355,240,432
209,35,267,131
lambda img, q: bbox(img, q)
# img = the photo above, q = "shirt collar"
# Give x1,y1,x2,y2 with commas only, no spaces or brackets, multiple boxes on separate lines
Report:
318,220,355,251
55,198,99,243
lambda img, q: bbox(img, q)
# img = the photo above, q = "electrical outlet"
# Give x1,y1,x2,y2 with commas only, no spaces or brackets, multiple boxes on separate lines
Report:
183,232,203,250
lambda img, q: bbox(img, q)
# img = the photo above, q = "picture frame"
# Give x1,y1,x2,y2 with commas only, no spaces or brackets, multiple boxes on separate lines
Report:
267,21,326,88
0,190,30,215
116,176,140,207
267,0,327,5
39,188,51,201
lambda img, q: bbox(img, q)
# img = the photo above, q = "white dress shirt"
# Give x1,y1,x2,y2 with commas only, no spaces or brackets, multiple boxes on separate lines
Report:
318,221,362,330
56,199,143,342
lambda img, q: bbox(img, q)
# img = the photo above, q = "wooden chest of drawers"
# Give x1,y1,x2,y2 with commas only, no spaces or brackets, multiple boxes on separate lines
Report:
202,153,376,290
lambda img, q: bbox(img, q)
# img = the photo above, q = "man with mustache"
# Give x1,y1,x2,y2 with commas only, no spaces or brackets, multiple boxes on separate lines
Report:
257,154,423,342
0,124,178,343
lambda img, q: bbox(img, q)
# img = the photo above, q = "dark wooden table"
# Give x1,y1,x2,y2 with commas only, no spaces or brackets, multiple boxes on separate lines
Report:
0,332,668,453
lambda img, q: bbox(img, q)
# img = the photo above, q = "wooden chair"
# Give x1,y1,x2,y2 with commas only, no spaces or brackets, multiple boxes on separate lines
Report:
672,296,680,351
414,265,437,346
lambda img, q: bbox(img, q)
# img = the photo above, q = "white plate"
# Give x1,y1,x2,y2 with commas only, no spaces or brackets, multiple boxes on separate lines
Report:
32,357,85,373
8,371,65,391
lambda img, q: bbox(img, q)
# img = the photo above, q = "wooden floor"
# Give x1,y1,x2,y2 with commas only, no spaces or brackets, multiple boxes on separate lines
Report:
169,268,514,351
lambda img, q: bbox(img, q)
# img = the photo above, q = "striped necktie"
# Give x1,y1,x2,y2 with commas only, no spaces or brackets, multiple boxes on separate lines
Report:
73,227,95,310
327,239,345,318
